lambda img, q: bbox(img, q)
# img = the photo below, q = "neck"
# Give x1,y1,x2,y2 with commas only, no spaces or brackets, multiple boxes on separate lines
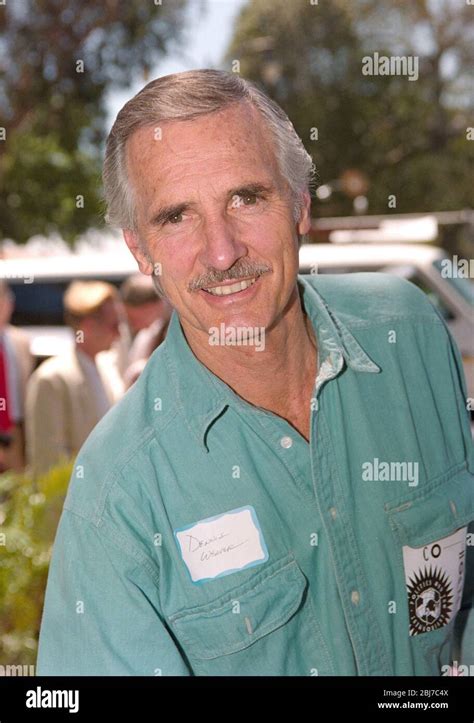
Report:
181,286,318,432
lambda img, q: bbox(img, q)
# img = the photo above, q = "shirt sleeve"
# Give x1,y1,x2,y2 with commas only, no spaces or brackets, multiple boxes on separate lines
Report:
36,508,191,676
445,315,474,472
441,312,474,666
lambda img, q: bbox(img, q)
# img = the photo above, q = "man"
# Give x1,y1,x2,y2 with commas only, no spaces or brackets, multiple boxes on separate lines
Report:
37,70,473,676
120,273,166,340
111,273,172,385
25,280,122,477
122,275,173,388
0,280,34,472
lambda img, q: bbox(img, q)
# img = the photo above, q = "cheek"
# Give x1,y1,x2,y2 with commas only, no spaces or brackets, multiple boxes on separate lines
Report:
248,219,298,264
250,207,296,244
145,234,192,275
158,259,193,301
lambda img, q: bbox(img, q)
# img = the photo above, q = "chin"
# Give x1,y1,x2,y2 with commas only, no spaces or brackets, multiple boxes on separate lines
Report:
218,314,269,335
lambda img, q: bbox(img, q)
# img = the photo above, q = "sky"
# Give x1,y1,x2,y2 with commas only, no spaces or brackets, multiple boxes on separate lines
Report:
106,0,247,124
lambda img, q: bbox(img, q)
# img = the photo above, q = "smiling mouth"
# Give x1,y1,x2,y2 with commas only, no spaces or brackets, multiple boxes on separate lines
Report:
202,277,258,296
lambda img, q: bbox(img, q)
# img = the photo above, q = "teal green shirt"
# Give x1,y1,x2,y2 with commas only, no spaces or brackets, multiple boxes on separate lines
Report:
37,273,474,676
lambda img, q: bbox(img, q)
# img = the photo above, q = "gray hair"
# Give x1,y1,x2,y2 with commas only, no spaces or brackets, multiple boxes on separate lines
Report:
103,69,315,232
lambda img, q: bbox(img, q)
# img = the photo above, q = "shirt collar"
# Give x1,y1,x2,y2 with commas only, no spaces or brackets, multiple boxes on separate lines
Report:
298,274,380,374
162,274,381,450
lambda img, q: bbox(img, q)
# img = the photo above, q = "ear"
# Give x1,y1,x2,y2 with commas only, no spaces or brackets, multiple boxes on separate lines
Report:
296,190,312,236
123,229,154,275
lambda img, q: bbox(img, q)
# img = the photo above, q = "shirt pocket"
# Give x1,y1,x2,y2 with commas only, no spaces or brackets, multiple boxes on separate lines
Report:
167,553,334,676
385,464,474,673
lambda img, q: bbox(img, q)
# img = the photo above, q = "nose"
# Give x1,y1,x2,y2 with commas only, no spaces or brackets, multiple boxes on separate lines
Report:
197,212,247,272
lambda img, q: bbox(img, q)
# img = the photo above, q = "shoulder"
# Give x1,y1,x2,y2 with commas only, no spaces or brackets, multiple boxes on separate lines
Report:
28,351,77,384
63,343,176,521
300,272,441,325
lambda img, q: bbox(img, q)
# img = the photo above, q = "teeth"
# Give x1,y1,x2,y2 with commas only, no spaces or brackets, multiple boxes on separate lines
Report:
204,277,257,296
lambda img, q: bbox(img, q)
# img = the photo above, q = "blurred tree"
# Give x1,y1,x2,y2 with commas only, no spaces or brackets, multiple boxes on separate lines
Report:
225,0,474,217
0,0,189,242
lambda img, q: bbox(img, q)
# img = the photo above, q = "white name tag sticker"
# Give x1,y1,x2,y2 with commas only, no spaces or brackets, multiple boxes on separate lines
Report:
174,505,268,584
403,526,467,636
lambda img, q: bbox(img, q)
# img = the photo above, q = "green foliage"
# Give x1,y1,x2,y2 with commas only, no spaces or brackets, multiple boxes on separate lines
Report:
0,461,73,667
1,131,103,243
225,0,474,216
0,0,189,242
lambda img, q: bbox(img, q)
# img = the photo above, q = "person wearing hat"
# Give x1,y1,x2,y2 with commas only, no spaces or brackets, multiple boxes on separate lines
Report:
25,280,122,477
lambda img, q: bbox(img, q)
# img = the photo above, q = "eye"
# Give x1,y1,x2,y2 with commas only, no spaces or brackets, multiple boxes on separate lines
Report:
231,192,260,209
166,211,183,225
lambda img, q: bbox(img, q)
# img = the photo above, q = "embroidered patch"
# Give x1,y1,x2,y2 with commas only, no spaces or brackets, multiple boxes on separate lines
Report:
403,527,467,635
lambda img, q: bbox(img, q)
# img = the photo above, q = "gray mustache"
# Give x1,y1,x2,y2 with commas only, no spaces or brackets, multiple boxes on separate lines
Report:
189,262,271,291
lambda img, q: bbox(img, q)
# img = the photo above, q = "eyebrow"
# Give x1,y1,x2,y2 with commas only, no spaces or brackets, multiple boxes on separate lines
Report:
148,182,275,226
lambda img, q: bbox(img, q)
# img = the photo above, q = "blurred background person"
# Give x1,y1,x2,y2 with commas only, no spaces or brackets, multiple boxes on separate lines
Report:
25,281,122,477
122,287,173,388
121,273,165,340
110,273,171,387
0,280,34,473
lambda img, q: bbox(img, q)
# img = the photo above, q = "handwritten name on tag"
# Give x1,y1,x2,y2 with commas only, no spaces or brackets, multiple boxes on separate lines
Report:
174,505,268,583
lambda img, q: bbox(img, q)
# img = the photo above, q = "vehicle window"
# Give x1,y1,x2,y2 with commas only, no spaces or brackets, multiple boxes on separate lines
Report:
9,277,124,326
10,282,68,326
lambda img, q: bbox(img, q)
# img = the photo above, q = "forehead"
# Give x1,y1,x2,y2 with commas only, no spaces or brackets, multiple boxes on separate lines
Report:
125,101,280,192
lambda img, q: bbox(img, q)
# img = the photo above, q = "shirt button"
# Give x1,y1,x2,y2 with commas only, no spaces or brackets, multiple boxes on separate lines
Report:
280,436,293,449
351,590,360,605
329,507,337,520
